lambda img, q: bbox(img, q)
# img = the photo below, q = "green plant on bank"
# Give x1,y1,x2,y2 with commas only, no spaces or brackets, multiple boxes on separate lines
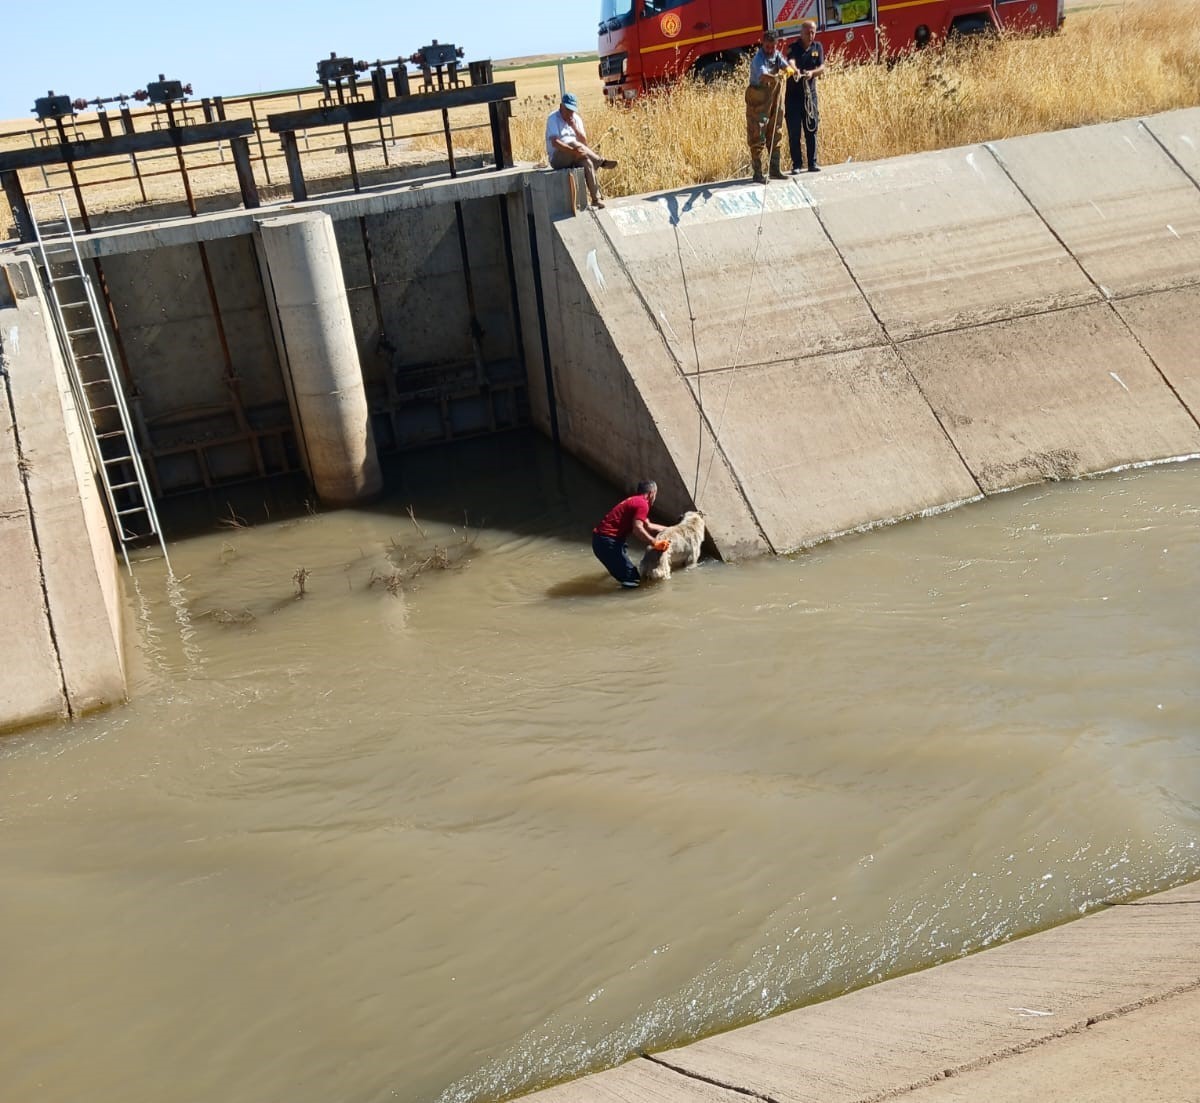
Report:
497,3,1200,197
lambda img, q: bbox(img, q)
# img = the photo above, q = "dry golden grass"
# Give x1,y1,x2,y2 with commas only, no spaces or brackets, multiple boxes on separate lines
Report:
501,3,1200,194
2,5,1197,234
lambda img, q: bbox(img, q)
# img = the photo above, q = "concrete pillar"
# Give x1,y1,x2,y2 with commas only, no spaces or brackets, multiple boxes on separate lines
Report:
258,211,382,505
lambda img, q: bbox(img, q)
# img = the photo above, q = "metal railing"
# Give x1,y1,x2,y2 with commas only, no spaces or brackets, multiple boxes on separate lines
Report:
1,82,508,236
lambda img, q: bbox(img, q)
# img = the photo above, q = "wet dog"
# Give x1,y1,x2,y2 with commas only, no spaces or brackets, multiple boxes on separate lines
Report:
639,510,706,581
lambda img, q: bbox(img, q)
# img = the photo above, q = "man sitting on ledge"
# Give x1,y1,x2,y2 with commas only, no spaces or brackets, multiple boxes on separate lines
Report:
546,92,618,210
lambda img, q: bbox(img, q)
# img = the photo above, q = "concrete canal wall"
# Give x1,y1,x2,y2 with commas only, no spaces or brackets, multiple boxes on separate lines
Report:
3,108,1200,733
530,107,1200,557
520,878,1200,1102
0,257,126,731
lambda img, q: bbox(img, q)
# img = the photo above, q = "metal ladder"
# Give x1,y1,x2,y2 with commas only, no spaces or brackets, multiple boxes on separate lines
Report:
31,197,170,573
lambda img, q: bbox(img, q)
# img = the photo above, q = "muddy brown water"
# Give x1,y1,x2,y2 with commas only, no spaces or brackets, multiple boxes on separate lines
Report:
2,433,1198,1103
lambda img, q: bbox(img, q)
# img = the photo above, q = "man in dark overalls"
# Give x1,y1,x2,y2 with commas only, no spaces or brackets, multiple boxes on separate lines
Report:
745,29,789,184
786,21,826,173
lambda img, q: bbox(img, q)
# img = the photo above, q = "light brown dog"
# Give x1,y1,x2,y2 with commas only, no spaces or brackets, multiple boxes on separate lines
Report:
639,510,706,581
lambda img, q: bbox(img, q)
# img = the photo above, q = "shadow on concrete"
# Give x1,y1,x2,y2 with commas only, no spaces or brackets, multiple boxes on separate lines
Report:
628,177,758,229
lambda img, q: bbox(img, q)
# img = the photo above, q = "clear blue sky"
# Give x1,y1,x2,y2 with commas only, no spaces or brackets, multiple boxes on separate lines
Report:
1,0,598,121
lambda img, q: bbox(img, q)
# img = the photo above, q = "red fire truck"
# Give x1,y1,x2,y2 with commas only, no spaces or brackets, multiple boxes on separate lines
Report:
599,0,1062,100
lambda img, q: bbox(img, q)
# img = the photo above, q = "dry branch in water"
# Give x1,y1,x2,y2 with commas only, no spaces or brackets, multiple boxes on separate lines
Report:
406,504,428,539
376,510,480,592
218,504,250,530
368,569,406,597
196,607,256,626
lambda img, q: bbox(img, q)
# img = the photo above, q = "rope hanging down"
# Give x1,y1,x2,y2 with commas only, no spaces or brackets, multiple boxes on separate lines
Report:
678,71,784,503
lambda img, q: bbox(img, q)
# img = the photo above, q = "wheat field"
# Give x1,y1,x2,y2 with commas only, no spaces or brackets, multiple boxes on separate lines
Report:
1,3,1197,234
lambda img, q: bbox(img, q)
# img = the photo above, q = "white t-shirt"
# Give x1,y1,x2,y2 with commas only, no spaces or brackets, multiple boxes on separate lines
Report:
545,108,588,160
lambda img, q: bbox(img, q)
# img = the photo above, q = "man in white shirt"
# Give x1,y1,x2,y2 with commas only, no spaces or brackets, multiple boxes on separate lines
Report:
545,92,617,209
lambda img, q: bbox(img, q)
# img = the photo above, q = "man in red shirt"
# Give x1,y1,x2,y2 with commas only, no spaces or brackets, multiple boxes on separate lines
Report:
592,480,667,588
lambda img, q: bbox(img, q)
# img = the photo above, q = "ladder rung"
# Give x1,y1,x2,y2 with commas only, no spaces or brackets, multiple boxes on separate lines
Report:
38,208,171,584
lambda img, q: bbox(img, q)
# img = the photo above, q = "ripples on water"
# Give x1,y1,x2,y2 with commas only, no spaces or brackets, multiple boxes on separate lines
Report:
1,435,1197,1103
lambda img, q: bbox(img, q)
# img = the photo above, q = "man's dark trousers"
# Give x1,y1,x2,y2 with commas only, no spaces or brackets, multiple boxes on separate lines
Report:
785,89,818,170
592,533,640,587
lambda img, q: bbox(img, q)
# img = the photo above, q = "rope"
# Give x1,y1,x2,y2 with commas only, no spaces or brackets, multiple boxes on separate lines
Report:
695,193,771,503
673,221,706,496
686,66,787,501
764,71,787,160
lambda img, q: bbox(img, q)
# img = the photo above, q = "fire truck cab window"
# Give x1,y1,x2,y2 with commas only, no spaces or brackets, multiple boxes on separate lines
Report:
826,0,872,24
601,0,635,31
642,0,694,12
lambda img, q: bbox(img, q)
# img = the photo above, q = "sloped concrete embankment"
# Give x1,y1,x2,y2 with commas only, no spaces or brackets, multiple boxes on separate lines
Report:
522,879,1200,1102
0,258,126,732
527,108,1200,557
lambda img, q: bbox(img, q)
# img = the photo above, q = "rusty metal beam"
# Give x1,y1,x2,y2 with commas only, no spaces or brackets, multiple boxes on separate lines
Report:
1,171,33,242
266,82,516,132
281,132,308,201
230,136,260,209
0,120,255,171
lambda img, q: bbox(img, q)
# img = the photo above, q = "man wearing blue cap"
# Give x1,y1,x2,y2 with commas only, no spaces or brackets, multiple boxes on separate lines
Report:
546,91,617,209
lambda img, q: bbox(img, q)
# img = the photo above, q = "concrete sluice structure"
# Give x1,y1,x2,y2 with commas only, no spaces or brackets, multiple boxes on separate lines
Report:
1,107,1199,733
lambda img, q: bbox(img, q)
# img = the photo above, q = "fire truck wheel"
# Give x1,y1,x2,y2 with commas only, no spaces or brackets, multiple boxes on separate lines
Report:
696,59,736,84
948,14,994,38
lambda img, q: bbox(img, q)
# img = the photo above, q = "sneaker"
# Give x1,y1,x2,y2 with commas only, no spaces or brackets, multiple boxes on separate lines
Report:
591,200,606,209
807,165,821,173
600,158,618,169
752,173,766,185
789,166,802,175
620,579,639,588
